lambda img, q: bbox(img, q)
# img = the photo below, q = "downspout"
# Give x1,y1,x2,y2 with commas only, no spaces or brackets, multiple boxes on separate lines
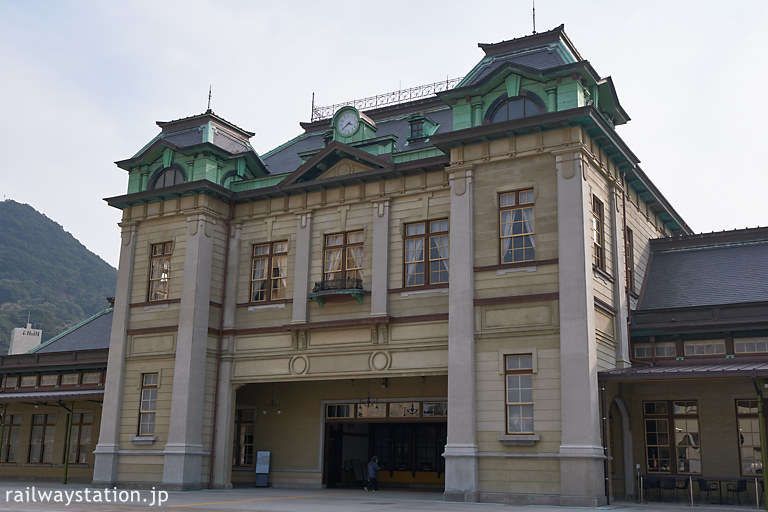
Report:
208,200,234,488
621,175,653,368
57,400,74,484
752,378,768,510
600,382,610,504
0,404,6,461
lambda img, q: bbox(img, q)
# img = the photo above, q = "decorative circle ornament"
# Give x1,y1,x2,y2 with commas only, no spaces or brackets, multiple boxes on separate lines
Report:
369,351,391,371
290,355,309,375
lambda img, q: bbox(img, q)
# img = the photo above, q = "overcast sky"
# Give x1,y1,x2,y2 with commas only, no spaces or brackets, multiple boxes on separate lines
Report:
1,0,766,268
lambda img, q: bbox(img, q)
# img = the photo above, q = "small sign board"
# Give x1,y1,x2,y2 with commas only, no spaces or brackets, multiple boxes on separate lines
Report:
254,451,270,487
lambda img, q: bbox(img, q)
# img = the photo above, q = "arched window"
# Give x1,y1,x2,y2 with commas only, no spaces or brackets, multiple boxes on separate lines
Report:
487,92,546,124
221,171,241,188
149,166,185,190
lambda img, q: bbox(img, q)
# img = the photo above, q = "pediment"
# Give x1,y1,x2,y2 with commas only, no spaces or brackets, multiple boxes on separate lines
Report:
317,158,374,180
280,141,390,187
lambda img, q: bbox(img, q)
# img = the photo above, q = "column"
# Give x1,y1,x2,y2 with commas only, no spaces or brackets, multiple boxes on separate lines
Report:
211,222,241,488
162,213,216,490
93,222,138,485
610,184,630,367
443,166,478,502
555,150,606,506
370,200,390,317
292,211,312,324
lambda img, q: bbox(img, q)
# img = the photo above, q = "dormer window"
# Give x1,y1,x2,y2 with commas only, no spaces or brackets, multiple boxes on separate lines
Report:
410,119,424,140
487,92,545,124
149,166,185,189
407,115,437,143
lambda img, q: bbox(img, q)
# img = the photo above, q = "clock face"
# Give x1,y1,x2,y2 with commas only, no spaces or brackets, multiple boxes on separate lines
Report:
337,111,359,136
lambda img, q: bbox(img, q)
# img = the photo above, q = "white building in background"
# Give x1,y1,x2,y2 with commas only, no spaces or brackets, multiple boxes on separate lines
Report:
9,321,41,354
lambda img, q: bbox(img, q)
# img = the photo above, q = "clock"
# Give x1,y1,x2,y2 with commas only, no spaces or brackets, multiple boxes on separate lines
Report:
337,110,359,136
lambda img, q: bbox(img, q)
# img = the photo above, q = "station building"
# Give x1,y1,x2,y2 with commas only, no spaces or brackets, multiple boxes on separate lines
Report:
91,25,714,506
0,306,110,483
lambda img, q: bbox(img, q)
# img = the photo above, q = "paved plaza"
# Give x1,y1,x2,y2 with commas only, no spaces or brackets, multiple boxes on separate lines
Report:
0,483,762,512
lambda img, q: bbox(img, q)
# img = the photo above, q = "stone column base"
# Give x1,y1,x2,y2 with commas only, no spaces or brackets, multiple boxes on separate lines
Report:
162,443,206,490
92,443,119,485
443,443,478,495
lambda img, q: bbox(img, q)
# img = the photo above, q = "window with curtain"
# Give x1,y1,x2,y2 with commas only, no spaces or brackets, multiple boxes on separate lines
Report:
0,414,21,462
404,219,449,287
505,354,534,434
324,231,364,284
251,241,288,302
592,196,605,269
28,413,57,463
138,373,158,436
625,227,635,292
499,189,535,263
148,242,172,301
68,412,92,464
233,409,255,466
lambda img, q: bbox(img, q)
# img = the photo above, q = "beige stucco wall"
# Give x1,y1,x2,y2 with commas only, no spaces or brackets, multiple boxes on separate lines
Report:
0,402,102,482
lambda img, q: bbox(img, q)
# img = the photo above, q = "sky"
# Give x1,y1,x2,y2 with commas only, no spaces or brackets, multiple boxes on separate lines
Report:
1,0,766,268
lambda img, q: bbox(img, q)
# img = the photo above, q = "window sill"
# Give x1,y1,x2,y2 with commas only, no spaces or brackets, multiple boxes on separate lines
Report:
497,434,540,447
232,466,255,471
390,284,449,297
474,259,558,273
130,435,157,445
592,266,614,283
248,302,287,311
130,299,181,309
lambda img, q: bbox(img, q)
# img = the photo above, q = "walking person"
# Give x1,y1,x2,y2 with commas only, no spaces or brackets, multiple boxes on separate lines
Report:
365,455,380,491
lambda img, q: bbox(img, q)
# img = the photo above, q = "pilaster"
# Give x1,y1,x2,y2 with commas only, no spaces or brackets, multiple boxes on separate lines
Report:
444,165,478,501
554,150,606,506
162,212,216,490
93,221,138,485
211,221,240,489
610,184,630,367
370,200,390,317
292,211,312,324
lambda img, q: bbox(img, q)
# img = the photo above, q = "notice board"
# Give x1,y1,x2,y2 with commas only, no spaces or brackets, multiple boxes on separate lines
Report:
254,450,270,487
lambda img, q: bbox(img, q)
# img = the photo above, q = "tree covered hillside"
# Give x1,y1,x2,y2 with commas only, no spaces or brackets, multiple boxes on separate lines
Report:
0,200,117,352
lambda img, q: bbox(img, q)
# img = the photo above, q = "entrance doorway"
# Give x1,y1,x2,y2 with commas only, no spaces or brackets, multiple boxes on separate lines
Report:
322,399,447,489
324,421,446,488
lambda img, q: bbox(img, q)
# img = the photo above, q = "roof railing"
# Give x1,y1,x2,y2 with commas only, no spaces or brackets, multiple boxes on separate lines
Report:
310,77,463,122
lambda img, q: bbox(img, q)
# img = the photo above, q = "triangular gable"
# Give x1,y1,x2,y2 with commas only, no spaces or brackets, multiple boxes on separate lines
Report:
279,141,390,186
317,158,375,180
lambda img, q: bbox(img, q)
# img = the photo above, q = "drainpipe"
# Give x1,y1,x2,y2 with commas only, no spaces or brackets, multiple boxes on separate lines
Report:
208,200,234,487
0,404,6,461
57,400,74,484
600,383,610,504
752,378,768,510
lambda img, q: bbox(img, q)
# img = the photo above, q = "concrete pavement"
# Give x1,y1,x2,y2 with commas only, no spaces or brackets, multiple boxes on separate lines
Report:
0,482,761,512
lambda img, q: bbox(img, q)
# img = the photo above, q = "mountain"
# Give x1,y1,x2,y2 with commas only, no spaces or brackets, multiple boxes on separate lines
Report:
0,200,117,352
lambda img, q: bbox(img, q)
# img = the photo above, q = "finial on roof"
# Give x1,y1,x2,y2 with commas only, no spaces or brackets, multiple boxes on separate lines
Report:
207,84,212,112
532,0,537,34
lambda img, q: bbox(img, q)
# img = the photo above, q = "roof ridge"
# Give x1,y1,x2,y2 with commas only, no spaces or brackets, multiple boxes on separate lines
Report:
27,307,113,354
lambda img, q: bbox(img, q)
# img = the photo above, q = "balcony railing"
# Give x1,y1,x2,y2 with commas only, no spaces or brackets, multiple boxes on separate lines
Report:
310,278,368,306
310,77,464,122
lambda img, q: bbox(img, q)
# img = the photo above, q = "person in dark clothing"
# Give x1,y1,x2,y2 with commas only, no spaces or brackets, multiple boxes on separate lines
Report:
365,455,380,491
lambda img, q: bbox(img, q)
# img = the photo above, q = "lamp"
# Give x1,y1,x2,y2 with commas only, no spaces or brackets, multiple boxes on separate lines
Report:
262,384,281,415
